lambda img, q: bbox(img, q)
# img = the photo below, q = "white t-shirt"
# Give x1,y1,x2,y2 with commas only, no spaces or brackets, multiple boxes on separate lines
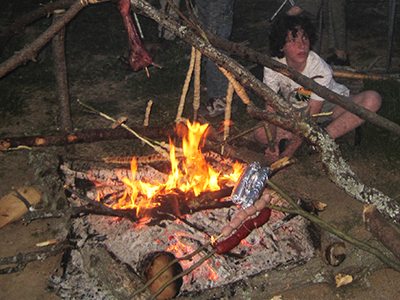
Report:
263,51,350,110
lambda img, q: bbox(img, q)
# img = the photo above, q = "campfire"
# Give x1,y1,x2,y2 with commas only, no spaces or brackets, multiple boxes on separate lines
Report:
51,120,315,299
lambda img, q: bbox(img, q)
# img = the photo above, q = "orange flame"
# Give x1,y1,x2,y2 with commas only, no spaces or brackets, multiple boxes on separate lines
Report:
95,120,243,215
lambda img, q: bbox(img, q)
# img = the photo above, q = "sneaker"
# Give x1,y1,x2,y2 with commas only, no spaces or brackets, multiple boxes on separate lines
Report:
206,97,226,117
326,54,350,66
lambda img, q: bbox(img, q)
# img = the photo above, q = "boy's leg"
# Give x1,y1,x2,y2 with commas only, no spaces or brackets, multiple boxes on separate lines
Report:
326,91,381,139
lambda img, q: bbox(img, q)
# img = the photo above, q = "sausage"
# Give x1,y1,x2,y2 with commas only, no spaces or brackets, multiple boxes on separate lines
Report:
214,208,271,254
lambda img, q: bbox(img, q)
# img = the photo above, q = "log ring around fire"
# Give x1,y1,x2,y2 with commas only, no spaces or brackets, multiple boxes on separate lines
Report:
140,251,183,299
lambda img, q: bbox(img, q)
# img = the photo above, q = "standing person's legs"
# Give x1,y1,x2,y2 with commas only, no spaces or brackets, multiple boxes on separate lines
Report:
197,0,234,101
325,0,349,65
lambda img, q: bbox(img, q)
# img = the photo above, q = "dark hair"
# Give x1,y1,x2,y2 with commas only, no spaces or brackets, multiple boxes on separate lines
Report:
269,15,317,58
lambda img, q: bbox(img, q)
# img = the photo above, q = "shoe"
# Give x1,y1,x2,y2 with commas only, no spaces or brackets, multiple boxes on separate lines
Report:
278,138,290,154
326,54,350,66
206,97,226,117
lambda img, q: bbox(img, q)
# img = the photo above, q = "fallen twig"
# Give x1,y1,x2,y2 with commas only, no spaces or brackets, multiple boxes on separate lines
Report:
0,240,72,274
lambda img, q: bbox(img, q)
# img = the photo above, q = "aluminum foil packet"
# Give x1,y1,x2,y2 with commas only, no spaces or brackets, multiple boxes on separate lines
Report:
230,162,271,209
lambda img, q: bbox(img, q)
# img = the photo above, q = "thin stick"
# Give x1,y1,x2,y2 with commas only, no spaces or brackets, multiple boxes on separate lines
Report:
333,70,400,82
224,123,264,144
193,49,202,121
176,47,196,123
266,180,400,273
143,100,153,126
77,100,168,157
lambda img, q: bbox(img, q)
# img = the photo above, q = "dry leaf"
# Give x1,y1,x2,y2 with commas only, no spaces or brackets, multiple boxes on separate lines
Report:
311,200,327,211
335,273,353,287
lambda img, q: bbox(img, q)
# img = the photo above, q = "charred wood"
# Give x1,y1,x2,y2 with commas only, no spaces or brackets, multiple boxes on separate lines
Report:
0,240,71,275
23,187,234,224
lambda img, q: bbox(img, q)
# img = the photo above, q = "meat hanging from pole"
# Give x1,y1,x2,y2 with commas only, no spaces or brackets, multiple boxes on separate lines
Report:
116,0,153,71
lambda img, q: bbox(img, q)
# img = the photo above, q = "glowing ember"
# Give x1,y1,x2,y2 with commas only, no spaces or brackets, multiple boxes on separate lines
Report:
167,234,219,281
95,120,243,215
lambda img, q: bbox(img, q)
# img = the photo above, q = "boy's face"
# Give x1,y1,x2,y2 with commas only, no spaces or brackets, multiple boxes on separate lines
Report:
282,27,310,71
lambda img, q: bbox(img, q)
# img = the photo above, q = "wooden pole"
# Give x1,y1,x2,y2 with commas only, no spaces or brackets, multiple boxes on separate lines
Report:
52,9,72,132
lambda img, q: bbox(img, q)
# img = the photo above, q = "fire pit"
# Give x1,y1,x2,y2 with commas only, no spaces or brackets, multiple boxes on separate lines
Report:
49,121,315,299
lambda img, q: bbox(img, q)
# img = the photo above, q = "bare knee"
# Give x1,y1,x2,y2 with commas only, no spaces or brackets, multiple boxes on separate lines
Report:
355,90,382,112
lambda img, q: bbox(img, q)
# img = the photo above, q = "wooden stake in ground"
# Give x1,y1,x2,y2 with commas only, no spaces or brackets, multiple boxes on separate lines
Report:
52,9,72,132
193,49,202,121
218,66,250,105
176,47,196,123
143,100,153,126
221,82,234,155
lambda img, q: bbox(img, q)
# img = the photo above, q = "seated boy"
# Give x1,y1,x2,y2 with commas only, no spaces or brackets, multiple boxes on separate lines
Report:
254,15,381,162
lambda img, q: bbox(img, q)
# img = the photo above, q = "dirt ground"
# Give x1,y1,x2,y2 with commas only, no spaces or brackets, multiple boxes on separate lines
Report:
1,0,400,299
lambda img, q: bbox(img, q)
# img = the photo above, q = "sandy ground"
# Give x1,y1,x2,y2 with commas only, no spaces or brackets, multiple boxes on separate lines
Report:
1,0,400,299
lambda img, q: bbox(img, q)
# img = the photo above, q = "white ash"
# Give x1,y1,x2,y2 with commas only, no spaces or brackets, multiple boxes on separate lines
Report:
54,202,314,296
